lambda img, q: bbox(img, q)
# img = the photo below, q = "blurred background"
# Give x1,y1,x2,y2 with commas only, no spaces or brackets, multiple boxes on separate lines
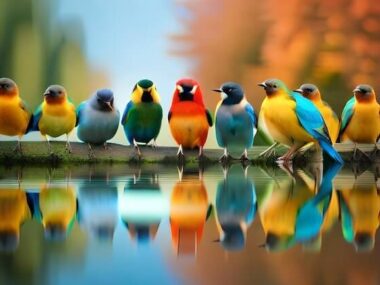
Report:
0,0,379,147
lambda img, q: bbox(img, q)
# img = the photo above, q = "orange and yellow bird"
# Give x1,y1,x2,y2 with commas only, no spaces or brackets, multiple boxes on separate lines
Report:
294,84,340,144
0,78,32,152
168,78,213,159
339,84,380,160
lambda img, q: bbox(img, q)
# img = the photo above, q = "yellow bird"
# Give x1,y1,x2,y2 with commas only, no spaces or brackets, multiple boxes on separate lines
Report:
339,84,380,160
30,85,76,153
0,189,31,252
0,78,32,152
294,84,340,144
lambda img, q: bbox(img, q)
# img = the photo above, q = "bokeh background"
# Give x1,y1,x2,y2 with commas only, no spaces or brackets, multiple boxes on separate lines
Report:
1,0,379,147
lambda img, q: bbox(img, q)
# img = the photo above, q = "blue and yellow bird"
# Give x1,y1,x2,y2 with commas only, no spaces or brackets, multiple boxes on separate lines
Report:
258,79,342,164
77,89,120,157
168,78,213,159
339,84,380,160
213,82,257,161
0,78,32,152
30,85,76,153
122,79,163,157
294,84,340,144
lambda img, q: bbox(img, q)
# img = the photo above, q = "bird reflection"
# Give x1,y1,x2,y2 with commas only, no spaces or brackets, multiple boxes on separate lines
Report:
338,171,380,252
28,185,77,241
214,165,256,251
77,178,118,243
0,188,30,252
170,167,211,257
120,168,167,244
258,162,341,252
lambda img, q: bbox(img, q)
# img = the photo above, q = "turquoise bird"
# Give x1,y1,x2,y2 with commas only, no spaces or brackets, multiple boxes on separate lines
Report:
339,84,380,160
77,89,120,157
30,85,76,153
213,82,257,161
122,79,163,157
215,165,257,251
258,79,342,164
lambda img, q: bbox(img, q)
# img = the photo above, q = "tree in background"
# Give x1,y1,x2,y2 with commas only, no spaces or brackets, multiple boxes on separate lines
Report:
172,0,380,114
0,0,108,109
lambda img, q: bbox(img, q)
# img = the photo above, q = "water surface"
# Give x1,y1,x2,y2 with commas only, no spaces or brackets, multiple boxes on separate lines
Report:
0,162,379,285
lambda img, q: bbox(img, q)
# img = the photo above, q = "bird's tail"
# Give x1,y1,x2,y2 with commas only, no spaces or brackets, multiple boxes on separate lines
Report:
319,139,343,164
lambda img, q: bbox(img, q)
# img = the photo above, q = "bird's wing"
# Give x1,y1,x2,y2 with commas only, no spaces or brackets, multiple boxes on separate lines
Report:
339,96,355,138
205,109,213,127
121,101,134,125
76,102,86,126
245,103,258,129
28,104,43,132
292,92,330,142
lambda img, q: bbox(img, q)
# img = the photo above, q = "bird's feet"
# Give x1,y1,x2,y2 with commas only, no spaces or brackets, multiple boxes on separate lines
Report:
12,141,22,154
370,144,379,161
177,145,185,164
149,140,158,149
103,142,111,150
352,144,371,162
88,144,95,159
219,148,232,165
133,139,142,159
65,141,72,154
257,142,279,159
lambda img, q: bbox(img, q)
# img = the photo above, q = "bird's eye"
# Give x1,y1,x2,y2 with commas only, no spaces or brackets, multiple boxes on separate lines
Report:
4,84,9,89
273,84,277,88
228,88,232,92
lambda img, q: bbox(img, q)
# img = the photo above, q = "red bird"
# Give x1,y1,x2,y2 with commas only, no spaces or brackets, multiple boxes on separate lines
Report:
168,78,213,158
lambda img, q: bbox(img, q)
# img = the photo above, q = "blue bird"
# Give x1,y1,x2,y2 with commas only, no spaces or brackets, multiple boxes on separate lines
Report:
258,79,342,164
215,165,257,251
213,82,257,161
76,89,120,156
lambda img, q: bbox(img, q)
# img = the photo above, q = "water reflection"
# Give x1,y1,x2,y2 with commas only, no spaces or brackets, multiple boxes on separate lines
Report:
120,168,167,244
215,165,256,251
0,188,30,252
170,167,210,257
338,171,380,252
30,185,77,241
77,179,118,242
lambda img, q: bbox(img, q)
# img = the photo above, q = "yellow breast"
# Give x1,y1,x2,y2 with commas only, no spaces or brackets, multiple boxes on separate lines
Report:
0,97,31,136
39,102,76,137
343,101,380,143
315,101,340,144
261,95,312,146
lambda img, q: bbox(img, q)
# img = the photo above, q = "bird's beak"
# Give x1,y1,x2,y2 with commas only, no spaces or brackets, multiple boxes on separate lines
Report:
105,101,113,110
258,82,267,88
212,89,222,93
293,88,303,94
44,91,51,96
353,87,361,93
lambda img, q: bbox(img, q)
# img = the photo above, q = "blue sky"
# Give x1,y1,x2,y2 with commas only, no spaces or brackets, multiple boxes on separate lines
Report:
54,0,202,146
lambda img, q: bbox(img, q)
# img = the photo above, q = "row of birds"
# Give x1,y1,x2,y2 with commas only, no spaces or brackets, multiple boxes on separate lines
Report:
0,77,379,164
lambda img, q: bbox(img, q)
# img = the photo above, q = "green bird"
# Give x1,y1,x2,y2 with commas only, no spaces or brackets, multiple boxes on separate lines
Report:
121,79,163,156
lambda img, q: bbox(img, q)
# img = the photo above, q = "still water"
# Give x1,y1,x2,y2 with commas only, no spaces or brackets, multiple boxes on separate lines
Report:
0,162,379,285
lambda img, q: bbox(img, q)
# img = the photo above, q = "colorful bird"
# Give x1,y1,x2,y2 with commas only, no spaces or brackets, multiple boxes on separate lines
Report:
294,84,340,144
77,89,120,157
168,78,213,159
258,79,342,164
122,79,163,157
339,84,380,160
30,85,76,153
213,82,257,161
0,78,32,152
215,165,257,251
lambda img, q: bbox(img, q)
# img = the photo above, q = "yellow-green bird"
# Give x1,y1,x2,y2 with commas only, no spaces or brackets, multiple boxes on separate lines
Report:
0,78,32,152
339,84,380,160
30,85,76,153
